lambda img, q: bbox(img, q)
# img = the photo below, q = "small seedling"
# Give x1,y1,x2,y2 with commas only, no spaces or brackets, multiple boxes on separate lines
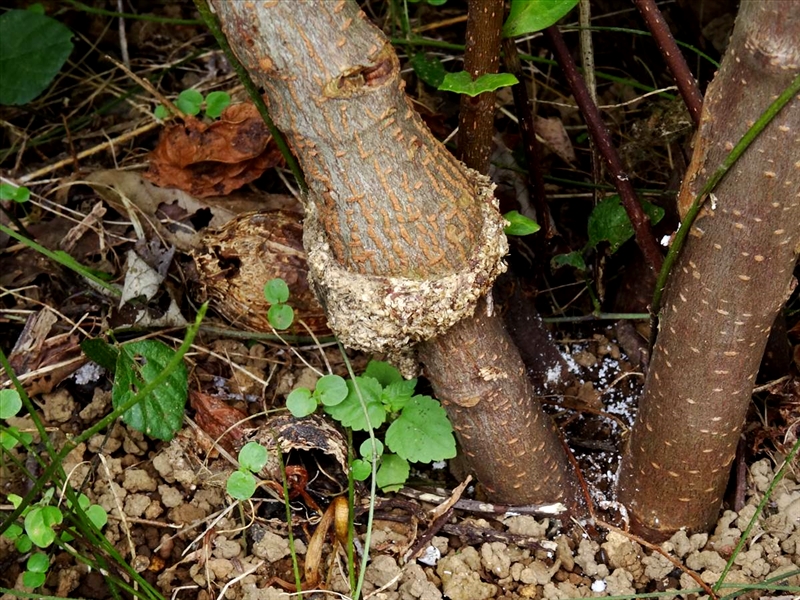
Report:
0,182,31,203
2,490,108,590
264,277,295,330
154,89,232,120
503,210,540,236
287,360,456,493
226,442,270,500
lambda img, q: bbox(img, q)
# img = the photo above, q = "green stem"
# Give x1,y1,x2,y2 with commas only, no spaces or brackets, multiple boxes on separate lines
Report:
63,0,203,25
192,0,307,194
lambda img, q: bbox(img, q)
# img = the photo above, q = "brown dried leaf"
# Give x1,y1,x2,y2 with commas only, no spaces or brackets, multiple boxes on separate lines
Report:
189,390,248,453
535,116,576,164
145,102,283,197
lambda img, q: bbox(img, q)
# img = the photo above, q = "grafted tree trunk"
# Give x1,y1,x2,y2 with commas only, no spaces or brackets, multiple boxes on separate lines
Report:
211,0,583,511
617,0,800,540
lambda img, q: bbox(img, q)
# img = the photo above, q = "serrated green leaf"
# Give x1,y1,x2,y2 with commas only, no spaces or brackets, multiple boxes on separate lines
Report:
176,89,203,115
286,387,317,417
112,340,187,441
263,277,290,304
268,304,294,330
364,360,403,386
0,10,73,105
438,71,518,97
503,0,579,38
24,505,62,548
351,459,371,481
410,53,446,88
385,395,456,463
551,250,587,271
226,470,256,500
587,195,665,253
204,90,231,119
80,338,119,373
381,379,417,413
324,376,386,431
503,210,541,236
376,453,409,493
0,389,21,418
315,374,348,406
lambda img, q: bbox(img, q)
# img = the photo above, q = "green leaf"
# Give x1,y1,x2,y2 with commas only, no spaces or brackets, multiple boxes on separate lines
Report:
364,360,403,387
409,53,446,88
154,105,169,120
26,552,49,573
0,10,73,105
0,182,30,202
503,210,541,236
385,395,456,463
238,441,268,473
551,250,587,271
376,453,410,493
24,505,62,548
7,493,22,509
204,90,231,119
4,522,23,541
263,278,290,304
176,89,203,115
15,535,33,553
1,427,32,451
226,470,256,500
0,389,21,418
503,0,579,38
27,4,46,15
359,438,384,461
315,374,348,407
286,387,317,417
22,571,46,589
381,379,417,413
268,304,294,330
80,338,119,373
351,459,371,481
112,340,188,441
438,71,519,97
587,195,665,253
324,376,386,431
85,504,107,530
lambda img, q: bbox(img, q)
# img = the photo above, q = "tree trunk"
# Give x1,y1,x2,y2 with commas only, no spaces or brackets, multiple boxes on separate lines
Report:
211,0,583,511
617,0,800,540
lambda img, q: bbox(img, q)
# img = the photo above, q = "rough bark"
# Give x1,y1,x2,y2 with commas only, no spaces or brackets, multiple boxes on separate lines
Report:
617,0,800,540
211,0,583,511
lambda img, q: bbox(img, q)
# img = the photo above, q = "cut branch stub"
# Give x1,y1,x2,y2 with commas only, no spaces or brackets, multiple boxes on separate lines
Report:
211,0,508,355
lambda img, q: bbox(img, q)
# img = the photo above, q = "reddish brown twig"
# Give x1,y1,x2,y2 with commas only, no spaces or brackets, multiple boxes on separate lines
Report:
502,38,552,237
633,0,703,127
545,26,664,272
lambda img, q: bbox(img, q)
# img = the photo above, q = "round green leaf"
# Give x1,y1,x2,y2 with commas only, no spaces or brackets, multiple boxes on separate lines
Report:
0,183,30,203
503,210,541,236
268,304,294,330
0,389,22,418
359,438,384,461
15,535,33,553
238,441,268,473
351,459,371,481
85,504,108,530
22,570,46,589
286,387,316,417
24,505,62,548
227,470,257,500
26,552,49,573
0,10,73,105
154,104,169,120
315,374,348,406
204,90,231,119
263,278,290,304
4,522,23,541
176,89,203,115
